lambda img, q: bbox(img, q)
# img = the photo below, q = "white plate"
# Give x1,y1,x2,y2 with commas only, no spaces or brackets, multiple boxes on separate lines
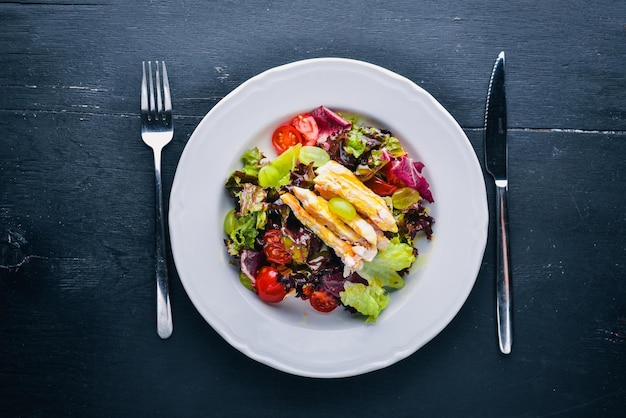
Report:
169,58,488,378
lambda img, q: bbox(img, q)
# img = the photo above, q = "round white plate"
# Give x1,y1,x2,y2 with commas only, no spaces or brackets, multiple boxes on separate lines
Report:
169,58,488,378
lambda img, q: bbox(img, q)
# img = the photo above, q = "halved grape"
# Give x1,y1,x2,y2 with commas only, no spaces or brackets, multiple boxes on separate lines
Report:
391,187,420,209
299,145,330,167
224,209,237,235
328,197,356,221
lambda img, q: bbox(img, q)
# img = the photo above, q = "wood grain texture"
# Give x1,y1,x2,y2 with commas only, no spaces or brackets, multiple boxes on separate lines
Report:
1,0,625,416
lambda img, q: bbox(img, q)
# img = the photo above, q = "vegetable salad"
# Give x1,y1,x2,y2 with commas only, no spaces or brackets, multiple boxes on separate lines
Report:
224,106,434,322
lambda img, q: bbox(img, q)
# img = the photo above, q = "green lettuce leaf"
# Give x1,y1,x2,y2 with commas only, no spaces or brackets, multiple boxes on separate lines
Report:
358,262,404,289
238,183,267,216
258,144,301,188
340,281,390,322
240,147,265,177
382,135,406,158
344,131,367,158
358,238,416,289
225,212,260,256
374,237,416,270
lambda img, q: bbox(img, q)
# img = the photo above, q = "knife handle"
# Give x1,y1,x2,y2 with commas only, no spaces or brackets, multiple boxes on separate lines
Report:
495,182,513,354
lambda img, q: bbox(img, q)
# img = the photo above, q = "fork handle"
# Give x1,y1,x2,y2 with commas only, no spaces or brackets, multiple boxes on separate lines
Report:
153,147,173,339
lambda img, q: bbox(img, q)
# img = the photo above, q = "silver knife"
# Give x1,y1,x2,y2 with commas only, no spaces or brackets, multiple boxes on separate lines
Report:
484,51,513,354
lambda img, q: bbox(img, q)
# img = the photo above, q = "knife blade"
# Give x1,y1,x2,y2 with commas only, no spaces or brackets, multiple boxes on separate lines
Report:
484,51,513,354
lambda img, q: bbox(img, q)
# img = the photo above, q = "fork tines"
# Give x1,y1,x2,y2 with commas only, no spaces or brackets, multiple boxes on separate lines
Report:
141,60,172,125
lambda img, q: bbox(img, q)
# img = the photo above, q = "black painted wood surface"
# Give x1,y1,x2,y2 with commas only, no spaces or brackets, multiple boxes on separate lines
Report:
1,1,625,416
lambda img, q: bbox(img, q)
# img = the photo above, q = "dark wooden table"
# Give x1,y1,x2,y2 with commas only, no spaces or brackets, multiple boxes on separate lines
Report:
2,1,625,416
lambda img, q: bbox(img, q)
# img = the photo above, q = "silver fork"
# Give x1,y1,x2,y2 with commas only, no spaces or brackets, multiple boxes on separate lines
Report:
141,60,173,339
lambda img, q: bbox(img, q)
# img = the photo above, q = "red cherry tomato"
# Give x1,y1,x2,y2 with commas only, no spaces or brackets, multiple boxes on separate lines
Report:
301,284,314,300
262,229,292,264
271,125,303,155
291,113,319,145
364,176,399,196
309,290,339,313
255,266,287,303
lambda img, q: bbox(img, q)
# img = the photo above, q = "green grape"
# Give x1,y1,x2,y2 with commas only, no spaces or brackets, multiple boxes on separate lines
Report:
223,209,237,235
239,272,254,291
299,146,330,167
328,197,357,221
391,187,420,209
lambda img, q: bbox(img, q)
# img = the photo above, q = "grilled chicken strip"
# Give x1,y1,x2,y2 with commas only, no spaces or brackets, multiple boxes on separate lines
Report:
291,187,363,244
280,192,362,272
314,160,398,233
303,186,379,247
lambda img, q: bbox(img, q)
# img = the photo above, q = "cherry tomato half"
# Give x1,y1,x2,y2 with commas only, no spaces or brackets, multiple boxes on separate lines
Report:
364,176,399,196
262,229,292,264
309,290,339,313
291,113,319,145
301,284,314,300
271,125,303,155
255,266,287,304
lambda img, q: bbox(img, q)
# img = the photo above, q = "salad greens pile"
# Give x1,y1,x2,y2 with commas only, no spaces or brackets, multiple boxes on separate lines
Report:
224,106,434,321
